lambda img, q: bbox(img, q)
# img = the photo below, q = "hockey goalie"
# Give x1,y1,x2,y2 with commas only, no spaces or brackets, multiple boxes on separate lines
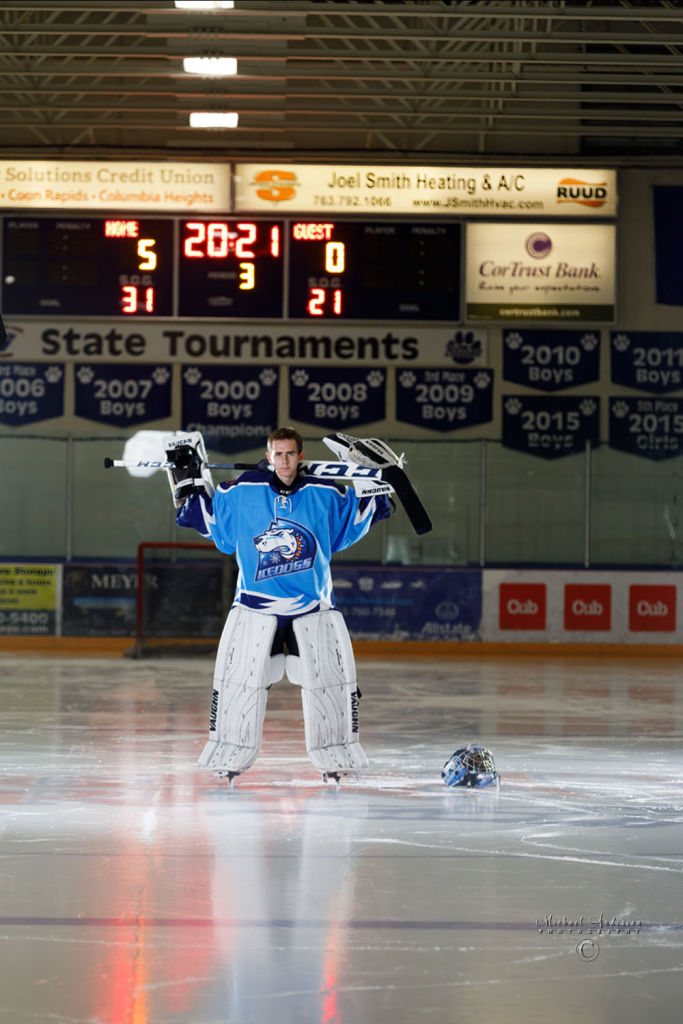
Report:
167,427,411,783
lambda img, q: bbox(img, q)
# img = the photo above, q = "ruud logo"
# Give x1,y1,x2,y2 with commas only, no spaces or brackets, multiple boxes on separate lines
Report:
499,583,546,630
564,584,611,631
629,585,676,632
556,178,609,209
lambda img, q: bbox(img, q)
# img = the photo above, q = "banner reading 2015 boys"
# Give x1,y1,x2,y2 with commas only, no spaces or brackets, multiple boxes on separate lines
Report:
288,366,386,429
181,364,279,453
395,367,493,431
503,329,600,391
503,395,600,458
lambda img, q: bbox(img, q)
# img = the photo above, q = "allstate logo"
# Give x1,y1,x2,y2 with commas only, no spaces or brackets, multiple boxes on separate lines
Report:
253,518,316,581
526,232,552,259
445,330,482,365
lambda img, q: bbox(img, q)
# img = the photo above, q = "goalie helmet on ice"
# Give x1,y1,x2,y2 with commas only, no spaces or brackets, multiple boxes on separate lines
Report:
441,744,499,788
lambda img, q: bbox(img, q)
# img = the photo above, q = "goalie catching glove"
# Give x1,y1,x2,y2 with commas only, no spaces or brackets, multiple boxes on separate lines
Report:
162,431,215,508
323,432,405,470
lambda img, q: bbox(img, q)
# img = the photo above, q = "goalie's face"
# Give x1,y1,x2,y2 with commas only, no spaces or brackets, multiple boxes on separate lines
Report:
267,439,303,486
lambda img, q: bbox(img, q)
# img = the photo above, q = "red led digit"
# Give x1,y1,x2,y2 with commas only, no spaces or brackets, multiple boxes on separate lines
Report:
235,223,257,259
144,287,155,312
332,288,343,315
307,288,325,316
121,285,137,314
184,222,205,258
270,225,280,258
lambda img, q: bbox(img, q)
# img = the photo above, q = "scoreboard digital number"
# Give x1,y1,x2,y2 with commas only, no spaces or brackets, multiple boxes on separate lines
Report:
1,216,461,321
177,219,283,318
287,220,460,320
2,216,174,317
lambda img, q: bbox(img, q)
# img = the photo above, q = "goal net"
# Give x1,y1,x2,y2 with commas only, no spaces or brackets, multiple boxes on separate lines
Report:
133,541,236,657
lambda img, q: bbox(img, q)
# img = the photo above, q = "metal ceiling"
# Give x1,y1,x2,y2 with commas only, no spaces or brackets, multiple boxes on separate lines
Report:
0,0,682,164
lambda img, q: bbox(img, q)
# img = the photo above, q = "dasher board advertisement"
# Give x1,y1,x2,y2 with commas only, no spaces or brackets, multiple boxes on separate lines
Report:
466,222,616,323
234,164,617,217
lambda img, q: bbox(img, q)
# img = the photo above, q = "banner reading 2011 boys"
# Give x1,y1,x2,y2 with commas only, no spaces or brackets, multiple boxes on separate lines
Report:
502,395,600,458
611,331,683,393
396,367,493,431
288,366,386,429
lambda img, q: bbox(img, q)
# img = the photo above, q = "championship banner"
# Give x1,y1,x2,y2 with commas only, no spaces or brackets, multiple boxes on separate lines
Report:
609,396,683,460
288,366,386,429
653,186,683,305
611,331,683,393
502,394,600,458
0,564,58,636
332,566,482,642
74,363,172,428
181,364,279,453
503,329,600,391
0,362,63,426
466,223,616,322
395,367,493,432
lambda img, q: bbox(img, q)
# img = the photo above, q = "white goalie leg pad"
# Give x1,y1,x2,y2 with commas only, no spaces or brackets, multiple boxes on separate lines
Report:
198,606,284,775
286,610,368,772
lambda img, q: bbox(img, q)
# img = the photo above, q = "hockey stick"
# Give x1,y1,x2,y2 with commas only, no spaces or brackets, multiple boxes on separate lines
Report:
104,456,432,535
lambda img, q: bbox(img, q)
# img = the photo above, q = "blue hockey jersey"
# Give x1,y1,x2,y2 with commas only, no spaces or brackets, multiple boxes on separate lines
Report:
177,469,391,619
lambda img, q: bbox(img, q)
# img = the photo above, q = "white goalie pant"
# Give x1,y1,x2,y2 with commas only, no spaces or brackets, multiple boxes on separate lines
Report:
197,606,284,775
286,609,368,773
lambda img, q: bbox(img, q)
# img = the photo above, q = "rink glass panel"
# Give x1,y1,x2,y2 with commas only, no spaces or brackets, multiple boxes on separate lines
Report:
0,434,681,567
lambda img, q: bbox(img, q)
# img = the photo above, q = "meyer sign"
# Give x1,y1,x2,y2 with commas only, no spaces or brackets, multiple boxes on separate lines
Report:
234,164,617,217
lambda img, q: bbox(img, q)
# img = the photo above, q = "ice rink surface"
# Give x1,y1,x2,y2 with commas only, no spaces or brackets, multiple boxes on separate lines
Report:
0,652,682,1024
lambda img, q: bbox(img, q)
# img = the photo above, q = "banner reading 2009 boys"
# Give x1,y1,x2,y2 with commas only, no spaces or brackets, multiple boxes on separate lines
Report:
288,366,386,430
396,367,493,431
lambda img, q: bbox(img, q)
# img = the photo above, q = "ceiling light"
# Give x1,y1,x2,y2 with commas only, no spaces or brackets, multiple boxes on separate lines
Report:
183,57,238,76
189,111,239,128
175,2,235,9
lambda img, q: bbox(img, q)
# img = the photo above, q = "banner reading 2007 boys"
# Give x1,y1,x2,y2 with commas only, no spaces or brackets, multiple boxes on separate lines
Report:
396,367,493,431
74,363,171,427
288,366,386,430
503,395,600,458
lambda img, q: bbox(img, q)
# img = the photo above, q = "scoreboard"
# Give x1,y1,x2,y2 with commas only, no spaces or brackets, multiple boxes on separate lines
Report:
1,215,461,321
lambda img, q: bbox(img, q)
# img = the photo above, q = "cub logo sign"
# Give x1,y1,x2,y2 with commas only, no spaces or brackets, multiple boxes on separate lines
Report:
629,585,676,632
252,169,299,203
564,584,611,631
499,583,546,630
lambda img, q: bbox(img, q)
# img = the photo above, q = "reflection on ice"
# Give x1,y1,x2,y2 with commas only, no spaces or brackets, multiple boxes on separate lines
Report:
0,654,682,1024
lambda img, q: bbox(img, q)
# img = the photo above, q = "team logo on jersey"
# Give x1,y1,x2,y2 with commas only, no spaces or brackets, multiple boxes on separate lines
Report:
253,517,316,581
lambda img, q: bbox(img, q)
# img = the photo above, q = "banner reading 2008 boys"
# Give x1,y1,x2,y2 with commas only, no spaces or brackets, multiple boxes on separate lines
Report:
396,367,493,431
288,366,386,429
503,394,600,458
181,364,279,454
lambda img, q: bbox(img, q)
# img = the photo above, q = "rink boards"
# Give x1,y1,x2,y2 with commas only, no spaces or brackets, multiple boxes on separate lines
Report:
0,562,681,650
